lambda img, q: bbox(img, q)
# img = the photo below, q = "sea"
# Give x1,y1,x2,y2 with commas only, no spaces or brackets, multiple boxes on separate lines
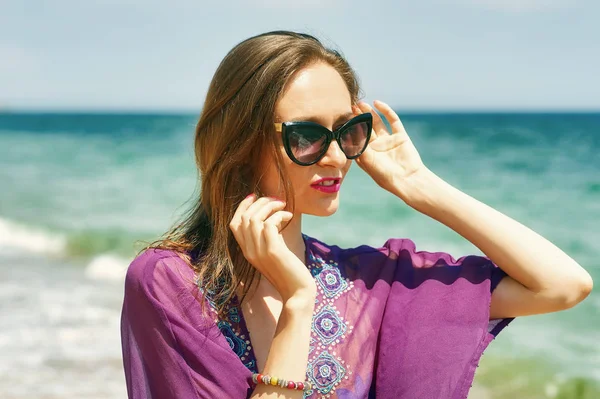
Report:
0,111,598,398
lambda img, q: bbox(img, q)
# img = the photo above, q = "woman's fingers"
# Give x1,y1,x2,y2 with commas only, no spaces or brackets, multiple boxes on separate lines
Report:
247,198,287,239
357,102,383,141
363,101,385,132
357,100,411,148
230,194,255,226
230,194,262,260
229,193,256,242
240,197,275,259
263,210,294,250
373,100,407,137
235,196,288,265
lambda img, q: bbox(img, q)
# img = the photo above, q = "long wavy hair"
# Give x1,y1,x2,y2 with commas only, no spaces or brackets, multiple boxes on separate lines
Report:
145,31,361,316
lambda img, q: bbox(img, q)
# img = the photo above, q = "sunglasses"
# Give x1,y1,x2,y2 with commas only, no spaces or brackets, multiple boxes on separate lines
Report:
274,113,373,166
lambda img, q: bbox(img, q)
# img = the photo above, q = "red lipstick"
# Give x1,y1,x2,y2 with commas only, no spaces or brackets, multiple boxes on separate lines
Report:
310,177,341,194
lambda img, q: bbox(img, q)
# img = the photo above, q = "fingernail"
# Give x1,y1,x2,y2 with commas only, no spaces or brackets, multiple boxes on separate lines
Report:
245,193,255,200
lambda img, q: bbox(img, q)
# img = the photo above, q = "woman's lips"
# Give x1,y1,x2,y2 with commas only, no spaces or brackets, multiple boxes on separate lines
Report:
310,179,341,193
311,183,341,193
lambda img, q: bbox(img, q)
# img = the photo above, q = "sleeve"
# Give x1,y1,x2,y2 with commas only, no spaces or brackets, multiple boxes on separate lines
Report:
386,238,512,332
120,249,253,399
373,238,514,399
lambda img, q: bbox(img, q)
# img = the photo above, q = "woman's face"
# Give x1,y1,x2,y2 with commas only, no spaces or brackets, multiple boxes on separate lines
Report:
259,61,354,217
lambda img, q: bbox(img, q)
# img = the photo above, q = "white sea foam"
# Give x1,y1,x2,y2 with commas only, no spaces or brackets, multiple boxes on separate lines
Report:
85,253,130,282
0,217,66,256
0,252,127,398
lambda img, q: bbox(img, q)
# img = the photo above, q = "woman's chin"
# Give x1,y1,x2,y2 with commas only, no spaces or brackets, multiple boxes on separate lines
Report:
316,209,337,217
307,200,340,217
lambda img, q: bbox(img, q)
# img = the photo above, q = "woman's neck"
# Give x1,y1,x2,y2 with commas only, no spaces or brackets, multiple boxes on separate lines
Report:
281,214,306,265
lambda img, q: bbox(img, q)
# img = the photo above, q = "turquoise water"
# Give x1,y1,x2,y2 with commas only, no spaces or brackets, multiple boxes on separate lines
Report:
0,112,598,398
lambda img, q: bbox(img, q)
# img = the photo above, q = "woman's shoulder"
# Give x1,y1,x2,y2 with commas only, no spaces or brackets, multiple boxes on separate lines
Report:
124,247,197,295
306,234,418,261
309,234,489,266
307,234,498,284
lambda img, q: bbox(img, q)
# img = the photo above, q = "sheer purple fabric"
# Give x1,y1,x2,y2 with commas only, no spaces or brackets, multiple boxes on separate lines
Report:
121,234,513,398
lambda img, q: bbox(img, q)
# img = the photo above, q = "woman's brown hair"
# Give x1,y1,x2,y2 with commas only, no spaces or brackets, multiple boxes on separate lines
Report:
144,30,361,316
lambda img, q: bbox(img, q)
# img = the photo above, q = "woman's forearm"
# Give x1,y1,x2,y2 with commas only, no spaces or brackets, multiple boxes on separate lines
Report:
401,169,593,305
250,293,315,399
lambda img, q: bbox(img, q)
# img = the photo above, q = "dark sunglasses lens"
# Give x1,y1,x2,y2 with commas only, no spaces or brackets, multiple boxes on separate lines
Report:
340,121,370,157
288,127,327,164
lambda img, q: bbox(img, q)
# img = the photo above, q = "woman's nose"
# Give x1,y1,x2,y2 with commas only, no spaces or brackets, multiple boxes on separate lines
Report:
318,139,347,167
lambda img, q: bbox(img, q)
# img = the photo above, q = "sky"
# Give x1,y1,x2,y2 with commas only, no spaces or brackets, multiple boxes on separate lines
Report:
1,0,599,111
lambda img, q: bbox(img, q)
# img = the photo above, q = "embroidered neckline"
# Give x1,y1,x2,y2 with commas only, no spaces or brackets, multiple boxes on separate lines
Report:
197,234,355,398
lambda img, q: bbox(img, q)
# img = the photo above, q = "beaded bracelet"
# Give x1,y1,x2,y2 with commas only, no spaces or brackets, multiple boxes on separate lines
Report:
252,373,312,392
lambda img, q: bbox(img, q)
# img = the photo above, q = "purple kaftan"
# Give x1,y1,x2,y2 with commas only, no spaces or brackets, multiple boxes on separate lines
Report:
120,233,513,398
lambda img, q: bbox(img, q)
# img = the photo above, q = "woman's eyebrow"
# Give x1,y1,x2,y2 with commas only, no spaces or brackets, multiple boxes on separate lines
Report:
280,112,355,124
334,112,356,125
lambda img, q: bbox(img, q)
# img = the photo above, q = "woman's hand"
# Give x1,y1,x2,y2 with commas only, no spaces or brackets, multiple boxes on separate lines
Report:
229,195,316,302
355,100,430,204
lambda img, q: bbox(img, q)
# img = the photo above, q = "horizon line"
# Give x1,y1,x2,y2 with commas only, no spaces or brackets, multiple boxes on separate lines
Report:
1,107,599,115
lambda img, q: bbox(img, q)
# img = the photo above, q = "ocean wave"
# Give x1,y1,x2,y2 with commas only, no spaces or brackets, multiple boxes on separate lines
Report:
0,217,67,256
84,253,131,282
0,216,137,282
0,216,152,263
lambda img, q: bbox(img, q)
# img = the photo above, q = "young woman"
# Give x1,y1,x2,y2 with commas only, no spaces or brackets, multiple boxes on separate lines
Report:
120,31,593,399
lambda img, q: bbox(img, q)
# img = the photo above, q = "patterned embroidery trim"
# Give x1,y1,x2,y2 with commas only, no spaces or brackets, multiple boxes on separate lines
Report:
305,252,354,398
195,278,257,373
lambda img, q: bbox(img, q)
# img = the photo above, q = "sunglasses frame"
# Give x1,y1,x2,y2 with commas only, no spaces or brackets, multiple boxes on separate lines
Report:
274,112,373,166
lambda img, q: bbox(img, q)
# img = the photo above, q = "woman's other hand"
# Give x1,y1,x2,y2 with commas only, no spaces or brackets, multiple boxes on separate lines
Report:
229,195,316,302
355,100,430,204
